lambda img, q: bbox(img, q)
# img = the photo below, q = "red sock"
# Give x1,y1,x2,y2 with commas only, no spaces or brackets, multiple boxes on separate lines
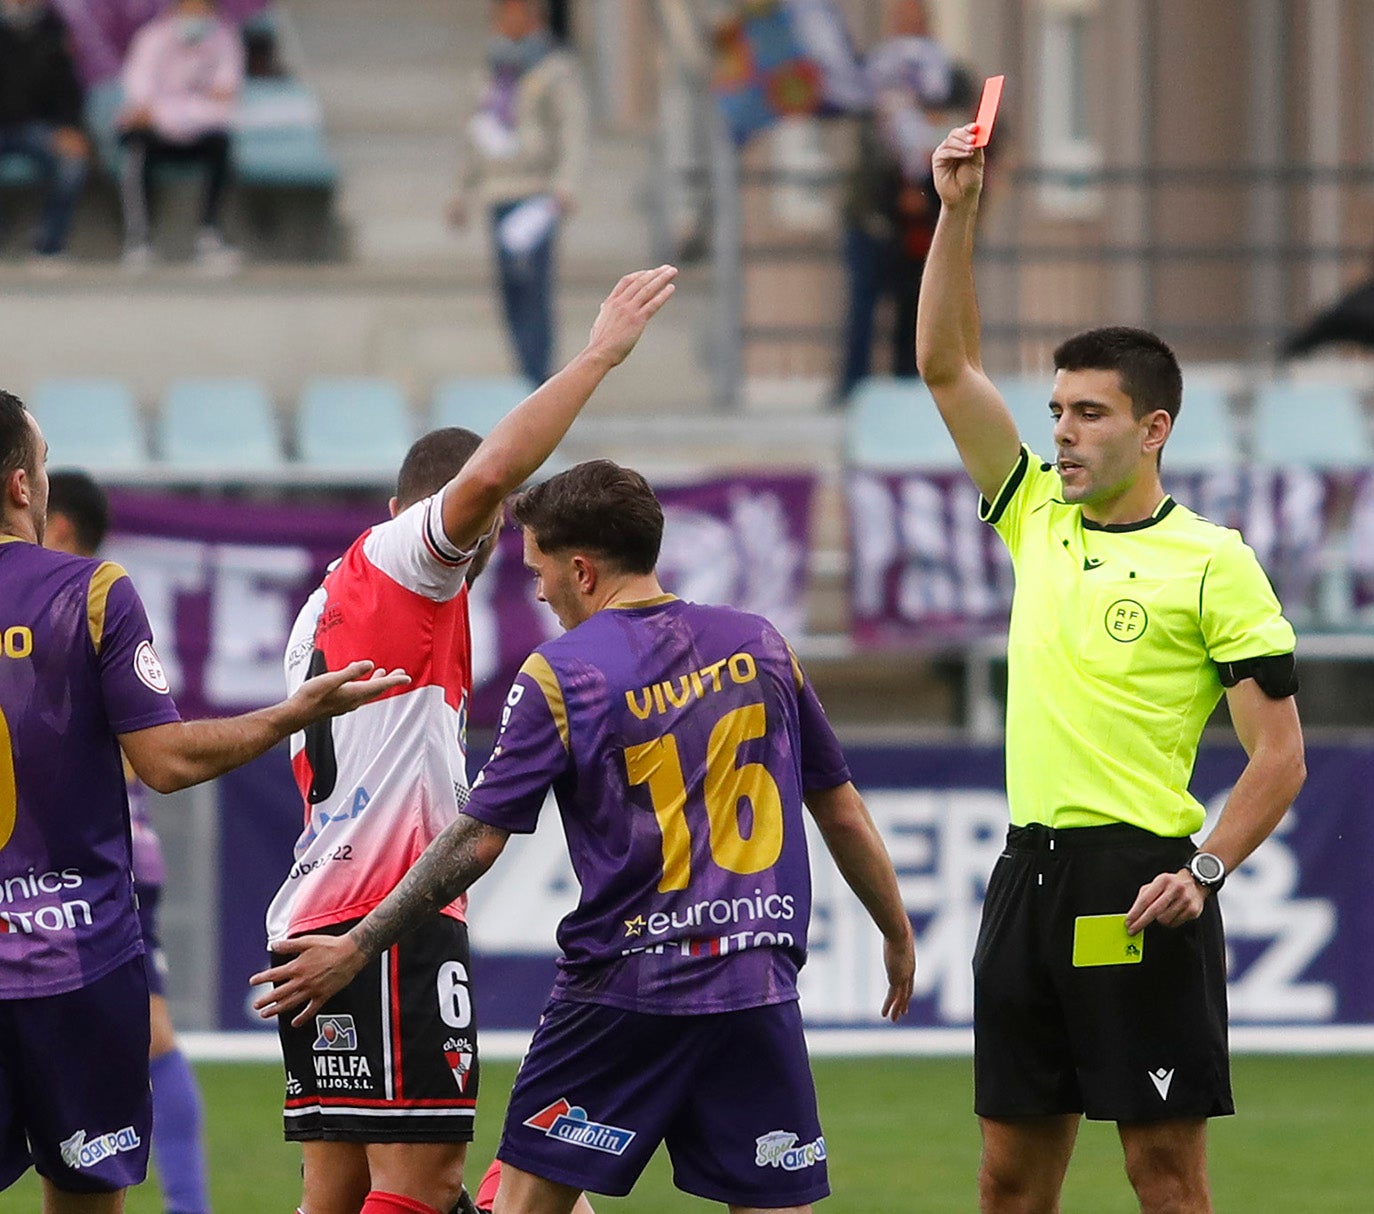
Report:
474,1159,502,1211
360,1193,444,1214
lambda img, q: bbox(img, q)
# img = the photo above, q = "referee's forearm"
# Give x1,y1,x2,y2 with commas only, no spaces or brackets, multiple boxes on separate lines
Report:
1200,744,1306,869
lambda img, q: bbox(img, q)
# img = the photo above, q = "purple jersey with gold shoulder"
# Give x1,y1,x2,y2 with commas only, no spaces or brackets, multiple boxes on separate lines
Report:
0,537,181,999
463,595,850,1015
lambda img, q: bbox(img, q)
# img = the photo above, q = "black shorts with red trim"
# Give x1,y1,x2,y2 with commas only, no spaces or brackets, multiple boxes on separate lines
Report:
275,914,480,1142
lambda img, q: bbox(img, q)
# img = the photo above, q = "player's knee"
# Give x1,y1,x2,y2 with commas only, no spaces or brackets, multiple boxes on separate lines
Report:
977,1158,1053,1213
1122,1142,1209,1212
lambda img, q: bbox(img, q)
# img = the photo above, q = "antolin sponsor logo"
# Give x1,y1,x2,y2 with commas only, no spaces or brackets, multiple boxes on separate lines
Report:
524,1099,636,1156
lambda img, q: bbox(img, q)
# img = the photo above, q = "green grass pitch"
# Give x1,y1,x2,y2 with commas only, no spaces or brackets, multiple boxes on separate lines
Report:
2,1055,1371,1210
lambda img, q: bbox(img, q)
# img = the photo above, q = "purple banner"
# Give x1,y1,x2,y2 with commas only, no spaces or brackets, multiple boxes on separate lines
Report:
847,469,1012,645
214,741,1373,1030
848,465,1365,644
106,474,815,727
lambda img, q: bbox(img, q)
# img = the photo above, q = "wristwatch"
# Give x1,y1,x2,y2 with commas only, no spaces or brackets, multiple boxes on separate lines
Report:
1187,851,1227,892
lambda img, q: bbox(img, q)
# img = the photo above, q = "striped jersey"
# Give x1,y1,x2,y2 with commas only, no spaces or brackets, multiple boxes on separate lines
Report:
265,489,478,943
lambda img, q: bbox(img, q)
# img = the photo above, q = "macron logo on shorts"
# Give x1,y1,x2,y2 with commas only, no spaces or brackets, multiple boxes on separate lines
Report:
524,1099,636,1156
1148,1068,1175,1100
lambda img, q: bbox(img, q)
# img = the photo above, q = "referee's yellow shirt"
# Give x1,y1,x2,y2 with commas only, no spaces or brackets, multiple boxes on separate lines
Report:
983,447,1296,837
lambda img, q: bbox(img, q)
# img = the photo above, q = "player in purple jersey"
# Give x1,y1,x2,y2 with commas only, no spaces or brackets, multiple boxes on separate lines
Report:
254,460,917,1214
0,393,408,1214
45,469,212,1214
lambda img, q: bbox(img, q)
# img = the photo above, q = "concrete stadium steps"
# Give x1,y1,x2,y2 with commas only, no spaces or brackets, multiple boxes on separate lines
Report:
282,0,654,270
0,264,714,415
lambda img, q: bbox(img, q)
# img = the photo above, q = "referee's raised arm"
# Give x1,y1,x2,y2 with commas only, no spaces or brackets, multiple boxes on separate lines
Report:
916,125,1021,504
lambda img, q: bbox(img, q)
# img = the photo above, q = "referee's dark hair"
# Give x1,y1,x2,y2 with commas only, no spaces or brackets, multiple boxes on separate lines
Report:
512,459,664,575
47,470,110,554
0,390,37,481
1053,327,1183,424
395,427,483,511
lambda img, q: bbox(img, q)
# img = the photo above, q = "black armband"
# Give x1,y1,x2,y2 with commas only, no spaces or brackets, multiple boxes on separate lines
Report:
1215,652,1298,699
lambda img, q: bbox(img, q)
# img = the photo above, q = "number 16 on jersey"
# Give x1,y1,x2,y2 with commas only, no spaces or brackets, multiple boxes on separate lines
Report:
625,703,784,893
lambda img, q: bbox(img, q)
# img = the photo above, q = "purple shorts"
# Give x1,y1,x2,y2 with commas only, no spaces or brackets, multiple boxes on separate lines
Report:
497,998,828,1208
0,956,152,1194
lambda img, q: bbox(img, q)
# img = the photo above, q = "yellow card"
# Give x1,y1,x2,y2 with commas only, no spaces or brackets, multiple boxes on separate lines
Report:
1072,914,1144,967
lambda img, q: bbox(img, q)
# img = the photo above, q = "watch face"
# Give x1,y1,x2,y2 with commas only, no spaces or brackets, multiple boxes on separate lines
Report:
1192,853,1224,883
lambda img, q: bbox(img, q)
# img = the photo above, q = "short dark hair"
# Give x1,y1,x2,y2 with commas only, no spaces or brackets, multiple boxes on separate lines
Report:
511,459,663,575
1052,326,1183,424
395,427,483,510
0,390,36,481
47,469,110,554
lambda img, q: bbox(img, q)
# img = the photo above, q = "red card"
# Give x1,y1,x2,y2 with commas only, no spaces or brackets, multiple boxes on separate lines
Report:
971,75,1004,148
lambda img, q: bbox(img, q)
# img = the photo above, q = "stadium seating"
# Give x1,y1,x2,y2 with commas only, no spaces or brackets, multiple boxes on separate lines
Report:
84,71,337,193
297,377,413,471
1161,382,1242,471
159,378,284,470
28,379,146,473
846,377,962,470
431,376,536,436
1250,380,1373,467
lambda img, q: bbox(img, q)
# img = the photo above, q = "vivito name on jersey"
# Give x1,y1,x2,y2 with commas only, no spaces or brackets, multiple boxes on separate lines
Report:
625,651,759,720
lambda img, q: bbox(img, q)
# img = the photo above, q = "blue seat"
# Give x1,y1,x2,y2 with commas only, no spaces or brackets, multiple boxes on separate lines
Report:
84,80,125,177
431,376,535,436
1251,381,1372,467
846,378,962,470
1161,383,1241,471
84,77,338,189
160,379,283,470
0,154,40,188
235,79,338,188
298,377,412,470
29,379,145,472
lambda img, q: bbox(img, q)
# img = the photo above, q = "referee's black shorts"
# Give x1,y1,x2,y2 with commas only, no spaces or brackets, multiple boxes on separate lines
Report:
974,822,1233,1123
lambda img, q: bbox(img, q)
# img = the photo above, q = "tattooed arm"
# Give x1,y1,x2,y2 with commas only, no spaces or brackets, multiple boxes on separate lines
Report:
250,814,510,1026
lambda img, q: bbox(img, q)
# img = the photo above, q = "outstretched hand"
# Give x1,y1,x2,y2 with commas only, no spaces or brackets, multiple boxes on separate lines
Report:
250,934,369,1027
586,265,678,367
290,660,410,727
931,124,985,210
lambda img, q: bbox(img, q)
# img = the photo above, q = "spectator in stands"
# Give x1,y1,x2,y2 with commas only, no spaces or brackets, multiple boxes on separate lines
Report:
450,0,589,385
117,0,244,274
835,0,960,403
0,0,89,272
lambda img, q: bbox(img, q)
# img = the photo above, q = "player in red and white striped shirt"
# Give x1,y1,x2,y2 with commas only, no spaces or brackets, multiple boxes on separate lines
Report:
263,266,675,1214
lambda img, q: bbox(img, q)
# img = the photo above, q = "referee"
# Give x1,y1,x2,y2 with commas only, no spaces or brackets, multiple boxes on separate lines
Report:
916,125,1306,1213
